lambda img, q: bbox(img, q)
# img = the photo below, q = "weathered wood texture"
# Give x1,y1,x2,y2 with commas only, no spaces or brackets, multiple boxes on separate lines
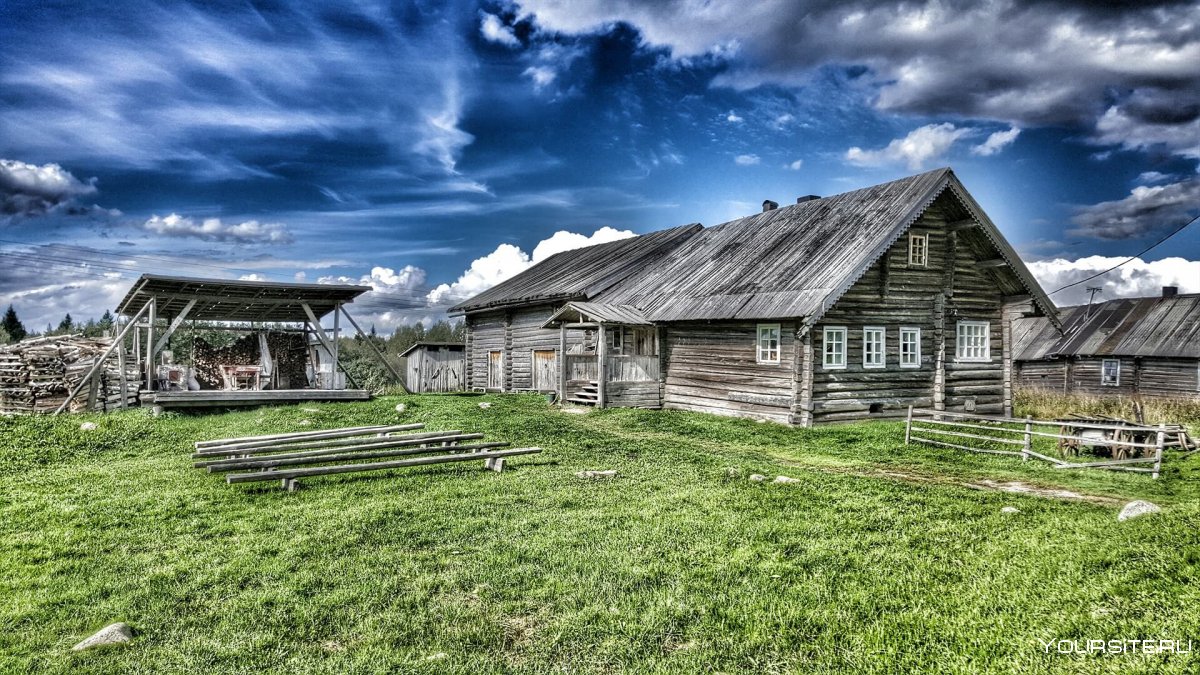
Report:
404,345,464,393
662,321,797,423
1015,357,1200,399
465,305,587,391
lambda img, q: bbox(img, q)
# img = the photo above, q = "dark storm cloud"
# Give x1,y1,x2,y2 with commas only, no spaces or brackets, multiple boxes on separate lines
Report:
0,159,98,217
517,0,1200,156
1069,178,1200,240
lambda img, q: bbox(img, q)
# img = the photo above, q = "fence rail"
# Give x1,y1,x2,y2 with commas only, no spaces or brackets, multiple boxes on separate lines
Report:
904,407,1168,478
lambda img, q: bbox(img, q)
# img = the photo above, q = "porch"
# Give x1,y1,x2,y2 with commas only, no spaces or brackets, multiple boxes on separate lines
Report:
545,302,663,409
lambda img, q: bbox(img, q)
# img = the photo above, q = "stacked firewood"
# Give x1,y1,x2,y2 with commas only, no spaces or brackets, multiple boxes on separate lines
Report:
191,332,309,390
0,335,138,414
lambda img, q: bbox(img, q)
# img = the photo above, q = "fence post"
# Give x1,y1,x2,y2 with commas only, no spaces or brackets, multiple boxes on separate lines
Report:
904,405,913,446
1022,415,1032,461
1153,423,1165,479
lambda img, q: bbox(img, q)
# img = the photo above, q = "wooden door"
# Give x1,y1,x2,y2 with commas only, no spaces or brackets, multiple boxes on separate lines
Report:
487,351,503,389
532,350,557,391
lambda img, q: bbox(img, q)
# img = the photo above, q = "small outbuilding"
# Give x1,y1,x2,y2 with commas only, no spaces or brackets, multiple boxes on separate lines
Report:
400,342,465,393
1012,289,1200,399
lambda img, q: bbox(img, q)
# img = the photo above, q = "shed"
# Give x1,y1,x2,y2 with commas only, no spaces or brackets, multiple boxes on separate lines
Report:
400,342,465,393
56,274,404,411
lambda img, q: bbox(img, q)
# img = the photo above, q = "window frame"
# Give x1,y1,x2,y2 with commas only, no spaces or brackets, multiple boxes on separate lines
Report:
606,325,625,355
822,326,847,370
899,326,922,369
955,321,991,362
756,323,782,364
862,326,886,369
1101,359,1121,387
908,233,929,267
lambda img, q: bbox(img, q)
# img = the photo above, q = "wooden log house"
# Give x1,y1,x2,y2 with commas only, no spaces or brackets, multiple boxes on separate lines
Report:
1012,289,1200,399
452,168,1059,424
400,341,465,393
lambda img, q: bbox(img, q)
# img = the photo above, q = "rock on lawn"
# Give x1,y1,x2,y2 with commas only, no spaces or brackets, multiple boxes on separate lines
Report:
1118,500,1161,522
576,470,618,479
72,622,133,651
79,422,97,431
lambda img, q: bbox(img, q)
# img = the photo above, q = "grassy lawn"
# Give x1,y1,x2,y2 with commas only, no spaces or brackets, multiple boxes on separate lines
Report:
3,394,1199,673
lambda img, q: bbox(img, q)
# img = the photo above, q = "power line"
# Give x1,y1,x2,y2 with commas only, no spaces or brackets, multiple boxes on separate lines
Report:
1049,211,1200,295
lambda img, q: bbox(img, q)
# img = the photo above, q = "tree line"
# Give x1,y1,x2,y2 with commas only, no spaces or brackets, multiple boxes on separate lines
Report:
1,305,116,345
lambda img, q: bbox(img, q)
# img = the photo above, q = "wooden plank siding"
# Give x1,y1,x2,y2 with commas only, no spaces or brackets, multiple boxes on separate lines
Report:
465,304,586,392
404,346,464,393
662,321,797,423
1016,357,1200,400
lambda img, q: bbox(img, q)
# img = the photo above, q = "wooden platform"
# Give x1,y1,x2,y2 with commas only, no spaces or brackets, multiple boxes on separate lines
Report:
147,389,372,408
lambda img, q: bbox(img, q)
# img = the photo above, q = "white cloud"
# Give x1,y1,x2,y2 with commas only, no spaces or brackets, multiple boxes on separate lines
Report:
726,112,744,123
238,273,266,281
523,66,556,90
734,154,760,166
294,271,307,282
971,127,1020,156
1028,256,1200,306
480,12,520,46
427,226,636,305
142,213,293,244
846,123,968,169
785,159,803,171
1136,171,1172,185
0,158,98,216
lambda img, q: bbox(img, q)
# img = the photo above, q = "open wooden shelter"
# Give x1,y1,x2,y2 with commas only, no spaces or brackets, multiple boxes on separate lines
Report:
54,274,402,411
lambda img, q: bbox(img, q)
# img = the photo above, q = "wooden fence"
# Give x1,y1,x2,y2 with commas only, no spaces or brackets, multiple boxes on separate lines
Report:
904,407,1170,478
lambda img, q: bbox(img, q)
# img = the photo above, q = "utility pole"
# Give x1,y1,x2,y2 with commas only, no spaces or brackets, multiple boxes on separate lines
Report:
1085,286,1102,316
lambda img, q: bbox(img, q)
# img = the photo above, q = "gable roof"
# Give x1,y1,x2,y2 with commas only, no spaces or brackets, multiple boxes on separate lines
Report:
115,274,370,322
544,301,652,327
448,223,703,315
1013,293,1200,360
595,168,1058,325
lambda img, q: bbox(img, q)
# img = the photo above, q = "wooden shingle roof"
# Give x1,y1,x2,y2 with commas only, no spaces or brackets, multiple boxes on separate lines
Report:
448,223,702,314
1013,294,1200,360
595,168,1057,325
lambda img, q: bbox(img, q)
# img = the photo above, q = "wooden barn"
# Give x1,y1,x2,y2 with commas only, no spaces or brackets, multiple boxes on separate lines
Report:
400,342,465,393
1012,289,1200,399
452,168,1058,424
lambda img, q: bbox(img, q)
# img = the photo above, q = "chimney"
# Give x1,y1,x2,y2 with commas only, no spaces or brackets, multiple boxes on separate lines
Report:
762,200,779,212
796,195,820,204
1162,286,1179,298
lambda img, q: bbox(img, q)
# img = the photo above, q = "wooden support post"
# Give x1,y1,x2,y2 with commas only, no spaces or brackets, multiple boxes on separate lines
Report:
904,405,913,445
596,323,607,408
151,298,196,356
558,323,567,404
793,325,813,427
86,372,101,412
1153,424,1165,479
332,302,341,388
340,306,407,391
144,296,157,390
116,321,129,409
1022,415,1032,461
53,301,153,415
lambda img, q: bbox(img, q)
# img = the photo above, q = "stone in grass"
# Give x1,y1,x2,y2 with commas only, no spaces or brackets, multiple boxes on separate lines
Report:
478,402,492,409
79,422,97,431
575,470,618,479
72,622,133,651
395,403,407,413
1001,506,1020,514
772,476,800,484
1118,500,1161,522
426,652,449,661
150,405,164,417
749,474,767,482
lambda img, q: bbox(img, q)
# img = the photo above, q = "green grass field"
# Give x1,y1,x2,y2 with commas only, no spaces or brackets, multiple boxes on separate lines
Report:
3,395,1199,674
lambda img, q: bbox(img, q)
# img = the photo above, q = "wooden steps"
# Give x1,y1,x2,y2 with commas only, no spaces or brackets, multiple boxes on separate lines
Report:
566,380,599,406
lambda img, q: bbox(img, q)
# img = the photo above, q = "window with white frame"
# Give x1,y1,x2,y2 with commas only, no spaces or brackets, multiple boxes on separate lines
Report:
862,326,885,369
956,321,990,361
823,326,846,369
756,324,781,364
908,233,928,266
899,327,921,368
606,326,624,355
1101,359,1120,386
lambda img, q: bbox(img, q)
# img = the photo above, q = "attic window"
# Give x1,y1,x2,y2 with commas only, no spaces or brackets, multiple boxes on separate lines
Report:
908,233,928,266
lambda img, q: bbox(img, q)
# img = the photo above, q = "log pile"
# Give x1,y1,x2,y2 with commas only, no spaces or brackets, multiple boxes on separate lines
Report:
0,335,139,414
191,332,308,390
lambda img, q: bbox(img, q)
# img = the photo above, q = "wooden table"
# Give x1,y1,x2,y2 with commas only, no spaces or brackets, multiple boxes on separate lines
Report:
220,365,262,391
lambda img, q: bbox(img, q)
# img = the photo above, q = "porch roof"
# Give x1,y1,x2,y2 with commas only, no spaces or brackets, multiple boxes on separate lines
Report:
542,302,653,328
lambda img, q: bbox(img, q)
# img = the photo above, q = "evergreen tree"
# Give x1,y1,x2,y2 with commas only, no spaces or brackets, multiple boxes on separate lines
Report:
57,313,75,334
0,326,10,345
1,305,27,342
97,310,115,332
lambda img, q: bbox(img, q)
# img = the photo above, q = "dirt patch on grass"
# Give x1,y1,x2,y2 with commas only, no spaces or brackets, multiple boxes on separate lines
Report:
788,464,1124,505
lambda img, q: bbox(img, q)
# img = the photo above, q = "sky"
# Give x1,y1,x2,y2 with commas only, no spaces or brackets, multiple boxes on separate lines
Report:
1,0,1198,333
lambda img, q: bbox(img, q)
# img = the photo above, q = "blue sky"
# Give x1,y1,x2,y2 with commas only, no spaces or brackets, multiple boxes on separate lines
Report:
1,0,1198,331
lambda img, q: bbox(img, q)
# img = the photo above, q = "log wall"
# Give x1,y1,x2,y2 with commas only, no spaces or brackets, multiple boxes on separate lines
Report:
1015,357,1200,400
662,321,797,423
464,304,586,392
